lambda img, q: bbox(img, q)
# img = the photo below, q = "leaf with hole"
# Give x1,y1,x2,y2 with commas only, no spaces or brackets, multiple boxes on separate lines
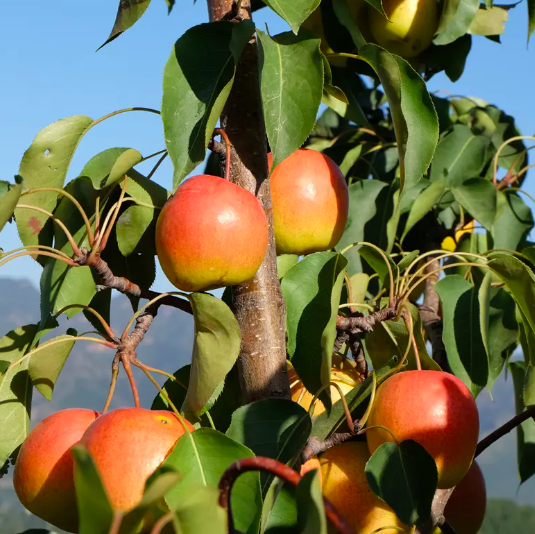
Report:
358,44,439,194
263,0,322,34
281,252,347,411
164,428,262,534
28,332,77,401
182,293,241,418
162,21,255,189
226,399,311,495
435,275,488,396
100,0,152,48
16,115,94,252
258,29,323,170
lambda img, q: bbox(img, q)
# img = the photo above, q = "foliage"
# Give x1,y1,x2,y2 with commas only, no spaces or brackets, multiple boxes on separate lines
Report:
2,1,535,534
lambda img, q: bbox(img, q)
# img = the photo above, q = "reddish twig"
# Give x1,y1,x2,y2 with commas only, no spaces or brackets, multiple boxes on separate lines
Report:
218,457,357,534
103,355,120,412
149,511,174,534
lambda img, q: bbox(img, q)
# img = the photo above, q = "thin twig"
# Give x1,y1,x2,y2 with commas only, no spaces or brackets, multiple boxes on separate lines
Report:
476,405,535,457
336,306,396,333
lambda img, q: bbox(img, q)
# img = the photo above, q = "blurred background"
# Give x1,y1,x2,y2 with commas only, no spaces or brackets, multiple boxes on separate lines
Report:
2,1,535,532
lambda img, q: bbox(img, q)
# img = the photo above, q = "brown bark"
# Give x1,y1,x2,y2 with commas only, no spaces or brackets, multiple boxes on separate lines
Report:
207,0,290,402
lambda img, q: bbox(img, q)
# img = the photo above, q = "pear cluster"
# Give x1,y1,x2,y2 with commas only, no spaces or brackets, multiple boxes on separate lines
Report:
13,407,194,533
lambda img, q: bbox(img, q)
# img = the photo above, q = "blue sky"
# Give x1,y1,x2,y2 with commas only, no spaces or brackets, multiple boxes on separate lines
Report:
1,0,534,292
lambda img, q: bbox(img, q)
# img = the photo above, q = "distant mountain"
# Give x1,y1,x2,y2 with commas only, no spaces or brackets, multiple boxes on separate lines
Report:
1,277,535,533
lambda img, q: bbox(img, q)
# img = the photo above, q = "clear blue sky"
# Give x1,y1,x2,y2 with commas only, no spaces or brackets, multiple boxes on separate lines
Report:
1,1,535,292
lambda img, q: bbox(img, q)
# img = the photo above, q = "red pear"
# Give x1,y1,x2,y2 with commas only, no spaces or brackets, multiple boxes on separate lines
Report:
269,149,349,255
13,408,100,533
156,174,269,292
366,371,479,488
80,407,194,512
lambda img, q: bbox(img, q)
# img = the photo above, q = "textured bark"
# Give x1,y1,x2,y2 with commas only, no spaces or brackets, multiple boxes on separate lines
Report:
207,0,290,402
419,256,451,373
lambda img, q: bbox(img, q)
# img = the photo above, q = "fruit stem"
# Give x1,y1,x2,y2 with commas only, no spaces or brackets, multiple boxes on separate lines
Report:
492,135,535,187
54,304,118,342
329,381,355,434
103,356,120,413
213,128,232,181
107,510,124,534
218,457,358,534
401,306,421,371
357,425,399,445
149,512,174,534
121,355,140,408
357,372,377,428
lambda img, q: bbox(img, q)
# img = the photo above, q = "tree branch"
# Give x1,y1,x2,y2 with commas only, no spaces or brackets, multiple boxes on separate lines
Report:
81,252,192,315
418,257,450,372
207,0,290,403
476,404,535,458
336,306,396,333
413,489,456,534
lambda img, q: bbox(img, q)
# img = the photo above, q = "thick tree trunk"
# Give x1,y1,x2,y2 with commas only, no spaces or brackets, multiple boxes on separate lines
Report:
207,0,290,402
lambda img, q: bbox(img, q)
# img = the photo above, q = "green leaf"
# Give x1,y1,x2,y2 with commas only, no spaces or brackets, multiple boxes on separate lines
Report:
492,192,533,251
226,399,311,494
182,293,241,418
263,0,322,34
510,361,535,484
0,325,39,466
170,486,227,534
365,302,441,372
434,0,480,45
281,252,347,409
72,445,114,534
435,275,488,396
277,254,299,279
529,0,535,42
332,0,367,48
430,125,491,186
28,333,77,401
486,286,517,393
84,289,112,338
452,177,497,231
80,147,135,190
401,179,446,242
164,428,262,534
487,253,535,339
39,177,98,319
468,6,509,36
116,205,157,256
264,483,298,533
0,181,22,234
524,365,535,407
120,467,182,534
358,44,439,193
258,29,323,170
100,0,152,48
16,115,94,251
295,471,327,534
365,440,438,525
162,21,255,189
121,170,170,207
336,180,391,275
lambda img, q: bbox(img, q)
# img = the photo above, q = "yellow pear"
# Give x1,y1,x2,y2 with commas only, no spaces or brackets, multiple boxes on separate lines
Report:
369,0,438,58
320,442,411,533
